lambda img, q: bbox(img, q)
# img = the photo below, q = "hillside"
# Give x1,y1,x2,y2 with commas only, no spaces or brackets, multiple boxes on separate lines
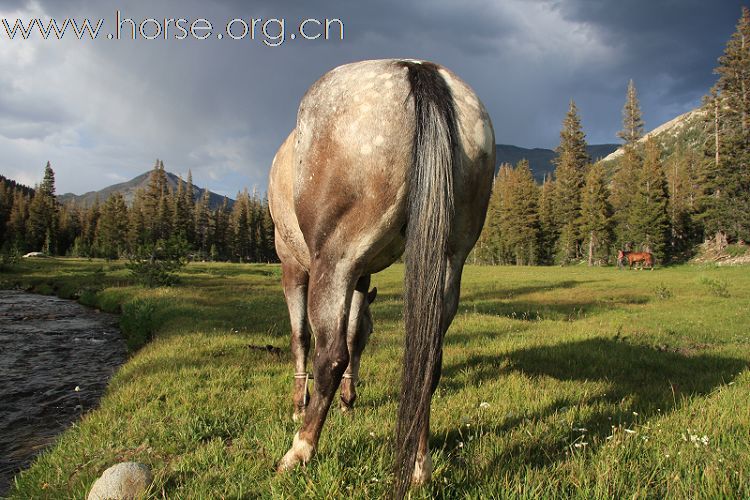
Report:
57,171,233,209
599,108,707,163
496,143,619,182
0,174,35,197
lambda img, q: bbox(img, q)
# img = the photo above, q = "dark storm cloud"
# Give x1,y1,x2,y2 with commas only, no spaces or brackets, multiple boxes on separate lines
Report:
542,0,746,131
0,0,745,195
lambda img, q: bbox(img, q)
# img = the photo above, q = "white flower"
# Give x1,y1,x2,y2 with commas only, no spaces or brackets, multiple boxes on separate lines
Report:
74,386,81,392
479,402,490,409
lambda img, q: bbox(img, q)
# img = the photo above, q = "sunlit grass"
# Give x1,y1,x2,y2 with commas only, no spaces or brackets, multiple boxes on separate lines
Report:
2,259,749,498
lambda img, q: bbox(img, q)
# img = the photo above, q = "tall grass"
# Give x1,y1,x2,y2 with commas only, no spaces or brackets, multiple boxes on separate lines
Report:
2,259,749,498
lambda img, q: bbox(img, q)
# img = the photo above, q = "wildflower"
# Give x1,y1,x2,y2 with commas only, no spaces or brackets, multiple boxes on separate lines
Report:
74,386,81,392
479,402,490,409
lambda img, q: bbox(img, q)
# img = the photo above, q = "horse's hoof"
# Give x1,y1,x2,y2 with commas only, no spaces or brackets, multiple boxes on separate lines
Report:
339,401,354,415
411,452,432,486
277,433,314,473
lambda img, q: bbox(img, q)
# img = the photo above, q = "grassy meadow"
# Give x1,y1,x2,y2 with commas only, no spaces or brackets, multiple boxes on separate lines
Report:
2,259,749,498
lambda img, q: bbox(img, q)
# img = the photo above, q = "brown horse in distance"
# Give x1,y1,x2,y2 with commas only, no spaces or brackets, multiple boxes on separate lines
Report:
617,250,654,270
268,59,495,497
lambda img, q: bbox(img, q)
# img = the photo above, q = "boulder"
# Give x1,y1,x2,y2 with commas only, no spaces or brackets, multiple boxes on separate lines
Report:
87,462,152,500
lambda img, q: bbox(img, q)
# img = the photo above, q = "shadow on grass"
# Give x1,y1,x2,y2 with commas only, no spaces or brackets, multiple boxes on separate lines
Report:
437,338,748,483
460,280,589,302
371,280,601,323
465,293,648,322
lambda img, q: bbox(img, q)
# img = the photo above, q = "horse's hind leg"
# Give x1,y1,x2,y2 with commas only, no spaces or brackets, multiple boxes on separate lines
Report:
281,258,311,421
413,253,464,485
341,275,376,412
278,261,356,472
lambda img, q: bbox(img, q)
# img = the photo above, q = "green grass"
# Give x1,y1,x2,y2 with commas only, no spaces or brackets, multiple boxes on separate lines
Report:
2,259,749,498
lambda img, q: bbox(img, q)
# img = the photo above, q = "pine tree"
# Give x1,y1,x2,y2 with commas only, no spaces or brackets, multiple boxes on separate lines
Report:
552,100,589,263
143,159,169,242
699,7,750,241
81,197,101,256
629,138,670,261
194,189,211,258
611,147,641,249
666,144,701,258
96,192,129,259
537,175,557,264
57,203,82,256
501,160,540,265
232,189,251,261
612,80,646,250
580,163,613,265
155,189,173,242
128,189,147,250
184,170,196,244
172,175,187,239
26,162,59,253
7,192,29,251
618,80,645,146
476,164,511,264
213,197,231,260
0,180,12,245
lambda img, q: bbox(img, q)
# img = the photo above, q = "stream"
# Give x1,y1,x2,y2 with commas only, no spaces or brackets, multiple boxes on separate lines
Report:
0,290,126,495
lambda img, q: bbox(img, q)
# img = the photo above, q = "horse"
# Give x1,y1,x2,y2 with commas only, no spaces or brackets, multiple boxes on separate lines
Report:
617,250,654,270
267,59,495,497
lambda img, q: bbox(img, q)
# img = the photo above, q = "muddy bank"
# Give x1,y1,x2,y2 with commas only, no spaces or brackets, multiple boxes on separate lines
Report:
0,290,126,495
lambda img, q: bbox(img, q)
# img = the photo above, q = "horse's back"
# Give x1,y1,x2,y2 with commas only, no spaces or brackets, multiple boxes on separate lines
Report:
272,59,495,274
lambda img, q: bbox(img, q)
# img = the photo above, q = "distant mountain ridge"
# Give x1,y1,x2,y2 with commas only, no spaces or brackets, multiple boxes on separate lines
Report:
495,143,620,182
58,171,233,209
52,142,622,206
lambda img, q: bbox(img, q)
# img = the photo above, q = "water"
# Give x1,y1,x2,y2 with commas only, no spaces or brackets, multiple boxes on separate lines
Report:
0,290,126,495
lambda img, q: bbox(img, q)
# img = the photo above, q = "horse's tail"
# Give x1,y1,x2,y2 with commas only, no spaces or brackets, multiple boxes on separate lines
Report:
394,60,457,498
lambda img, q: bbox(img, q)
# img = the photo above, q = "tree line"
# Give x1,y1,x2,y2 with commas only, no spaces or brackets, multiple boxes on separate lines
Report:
473,8,750,266
3,9,749,267
0,160,278,263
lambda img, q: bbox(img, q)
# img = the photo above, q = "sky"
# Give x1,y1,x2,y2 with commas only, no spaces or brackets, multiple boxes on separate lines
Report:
0,0,745,197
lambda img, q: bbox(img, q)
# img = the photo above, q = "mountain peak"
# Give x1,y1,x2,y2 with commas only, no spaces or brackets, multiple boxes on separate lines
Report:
57,170,233,209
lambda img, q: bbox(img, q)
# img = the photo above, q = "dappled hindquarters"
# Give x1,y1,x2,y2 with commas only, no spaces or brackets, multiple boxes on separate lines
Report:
1,259,748,498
